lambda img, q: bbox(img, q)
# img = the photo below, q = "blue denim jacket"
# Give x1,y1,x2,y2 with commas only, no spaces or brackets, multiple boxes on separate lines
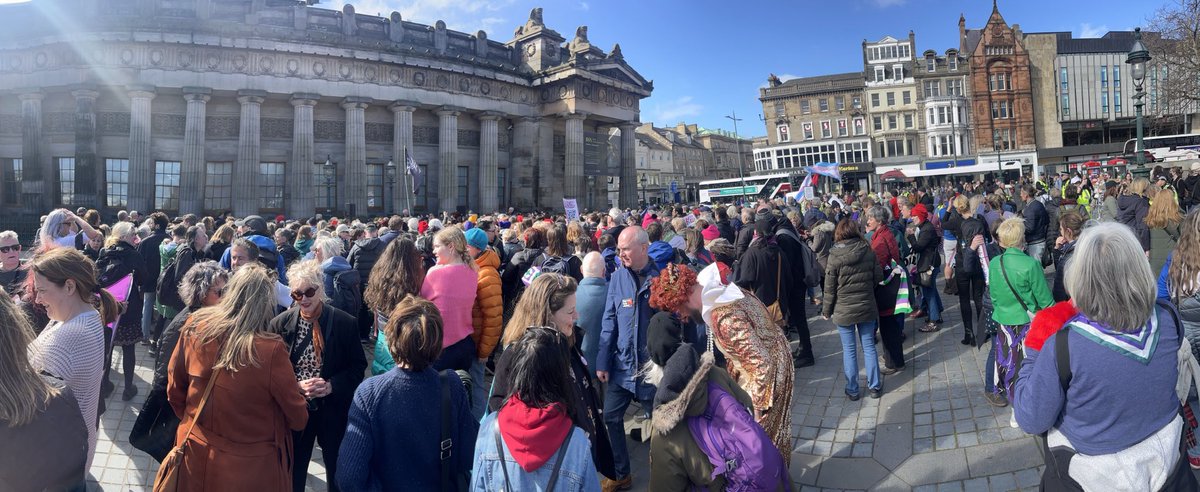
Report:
471,412,601,492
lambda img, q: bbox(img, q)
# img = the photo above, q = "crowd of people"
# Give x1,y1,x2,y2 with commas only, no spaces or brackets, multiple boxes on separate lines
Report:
6,161,1200,490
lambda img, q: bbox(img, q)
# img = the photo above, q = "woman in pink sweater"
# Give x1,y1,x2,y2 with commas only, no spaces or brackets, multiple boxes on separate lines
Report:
422,227,479,371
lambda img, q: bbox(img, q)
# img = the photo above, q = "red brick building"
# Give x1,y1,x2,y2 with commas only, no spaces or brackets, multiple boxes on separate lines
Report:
961,2,1037,156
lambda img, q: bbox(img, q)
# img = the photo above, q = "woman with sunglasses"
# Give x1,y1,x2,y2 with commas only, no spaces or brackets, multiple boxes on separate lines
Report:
488,273,616,480
165,263,308,491
136,261,228,462
269,260,367,492
0,230,26,297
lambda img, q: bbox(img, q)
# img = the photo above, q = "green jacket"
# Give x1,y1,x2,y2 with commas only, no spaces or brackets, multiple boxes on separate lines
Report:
987,248,1053,326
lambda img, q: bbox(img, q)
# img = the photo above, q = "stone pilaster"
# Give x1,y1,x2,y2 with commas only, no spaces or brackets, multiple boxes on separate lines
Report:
71,88,100,208
342,97,370,217
180,87,210,215
128,86,156,213
437,107,460,213
233,89,265,217
563,112,587,201
536,117,555,210
619,122,638,208
478,112,502,213
510,117,538,210
289,93,318,219
390,101,416,214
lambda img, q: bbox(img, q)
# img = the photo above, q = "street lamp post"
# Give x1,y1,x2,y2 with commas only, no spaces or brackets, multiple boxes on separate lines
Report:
385,160,396,215
725,111,747,206
639,174,647,205
323,155,336,214
1127,27,1152,177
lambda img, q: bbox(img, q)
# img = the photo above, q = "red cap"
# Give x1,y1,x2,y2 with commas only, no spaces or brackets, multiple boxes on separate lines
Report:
418,220,428,234
910,204,929,221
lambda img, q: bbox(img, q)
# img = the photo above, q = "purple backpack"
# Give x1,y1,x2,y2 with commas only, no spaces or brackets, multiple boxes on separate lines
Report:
686,382,789,492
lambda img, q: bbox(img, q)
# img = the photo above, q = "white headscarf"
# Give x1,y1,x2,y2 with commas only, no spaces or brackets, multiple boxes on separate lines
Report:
699,262,743,328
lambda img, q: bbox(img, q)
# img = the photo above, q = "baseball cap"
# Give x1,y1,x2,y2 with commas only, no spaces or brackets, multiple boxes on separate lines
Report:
234,215,268,235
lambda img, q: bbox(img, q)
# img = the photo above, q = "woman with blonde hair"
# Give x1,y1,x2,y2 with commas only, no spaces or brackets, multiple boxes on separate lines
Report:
422,227,479,372
166,263,309,491
488,273,615,479
205,222,236,261
1146,188,1183,242
986,218,1052,409
28,247,120,469
0,289,89,490
1118,177,1153,253
95,221,149,401
952,195,991,346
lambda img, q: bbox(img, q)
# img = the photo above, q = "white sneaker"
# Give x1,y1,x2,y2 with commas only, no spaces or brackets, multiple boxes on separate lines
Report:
1009,412,1019,428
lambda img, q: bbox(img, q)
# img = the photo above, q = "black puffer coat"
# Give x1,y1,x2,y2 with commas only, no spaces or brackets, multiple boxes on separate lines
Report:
822,238,881,326
1117,194,1151,251
96,242,147,331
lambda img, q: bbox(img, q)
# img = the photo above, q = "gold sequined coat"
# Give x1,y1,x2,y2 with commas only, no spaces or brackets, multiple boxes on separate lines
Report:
708,293,795,465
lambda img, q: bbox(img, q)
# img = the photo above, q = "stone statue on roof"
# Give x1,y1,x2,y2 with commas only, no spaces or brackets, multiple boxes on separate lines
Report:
514,7,545,37
768,73,782,87
569,25,590,53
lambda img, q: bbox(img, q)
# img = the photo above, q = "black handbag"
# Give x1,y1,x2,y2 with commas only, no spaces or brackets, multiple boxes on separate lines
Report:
440,370,471,492
129,387,180,463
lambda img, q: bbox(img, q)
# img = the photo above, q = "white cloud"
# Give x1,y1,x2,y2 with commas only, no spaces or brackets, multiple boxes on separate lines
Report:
579,1,590,11
648,96,704,125
1078,22,1108,39
872,0,907,7
323,0,517,34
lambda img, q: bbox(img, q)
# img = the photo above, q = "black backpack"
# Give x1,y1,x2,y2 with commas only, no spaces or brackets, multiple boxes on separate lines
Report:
156,249,195,312
329,270,362,320
538,253,572,277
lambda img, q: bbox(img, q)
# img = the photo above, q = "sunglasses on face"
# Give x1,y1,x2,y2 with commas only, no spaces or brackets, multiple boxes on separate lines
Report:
290,287,318,301
0,245,19,253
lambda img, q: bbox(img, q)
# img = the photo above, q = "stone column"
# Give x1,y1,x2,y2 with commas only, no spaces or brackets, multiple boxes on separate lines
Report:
179,87,211,216
289,93,318,219
17,91,45,209
510,117,538,209
390,101,416,214
71,88,100,208
342,97,370,217
478,111,502,212
536,118,555,210
233,89,265,217
437,107,460,213
128,86,156,213
619,122,638,208
563,112,587,202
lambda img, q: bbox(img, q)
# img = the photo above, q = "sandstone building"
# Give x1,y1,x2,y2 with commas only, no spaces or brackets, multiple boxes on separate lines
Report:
0,1,652,219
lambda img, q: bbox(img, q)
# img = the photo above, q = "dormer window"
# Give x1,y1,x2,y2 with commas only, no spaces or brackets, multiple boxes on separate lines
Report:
949,56,958,71
926,56,936,72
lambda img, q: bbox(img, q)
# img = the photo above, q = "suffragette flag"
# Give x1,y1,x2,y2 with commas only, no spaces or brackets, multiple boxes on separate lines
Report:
405,148,423,195
805,162,842,181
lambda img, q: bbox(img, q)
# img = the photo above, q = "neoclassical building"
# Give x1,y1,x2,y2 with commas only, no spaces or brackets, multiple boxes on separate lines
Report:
0,1,652,219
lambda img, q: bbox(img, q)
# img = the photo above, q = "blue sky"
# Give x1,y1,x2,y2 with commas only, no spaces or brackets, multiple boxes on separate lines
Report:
325,0,1155,137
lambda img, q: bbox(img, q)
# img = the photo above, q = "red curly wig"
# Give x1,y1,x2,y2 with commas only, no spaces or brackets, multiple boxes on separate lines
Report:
649,263,699,321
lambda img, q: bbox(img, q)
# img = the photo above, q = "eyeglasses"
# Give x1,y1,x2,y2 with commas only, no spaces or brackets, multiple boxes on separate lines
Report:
290,287,318,301
0,245,19,253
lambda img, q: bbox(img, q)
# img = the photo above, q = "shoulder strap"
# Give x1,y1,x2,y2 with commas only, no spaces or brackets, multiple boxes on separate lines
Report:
1055,327,1072,392
439,370,453,492
774,254,781,299
545,429,574,491
999,255,1035,313
181,369,220,443
494,430,514,492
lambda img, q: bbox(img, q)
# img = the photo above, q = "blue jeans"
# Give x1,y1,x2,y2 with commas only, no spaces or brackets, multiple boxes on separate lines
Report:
921,269,943,322
985,338,997,393
468,358,486,421
141,292,157,339
603,382,650,479
837,321,881,396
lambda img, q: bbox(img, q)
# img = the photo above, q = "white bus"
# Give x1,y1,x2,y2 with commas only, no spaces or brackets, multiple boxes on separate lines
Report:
698,173,796,204
1123,133,1200,161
